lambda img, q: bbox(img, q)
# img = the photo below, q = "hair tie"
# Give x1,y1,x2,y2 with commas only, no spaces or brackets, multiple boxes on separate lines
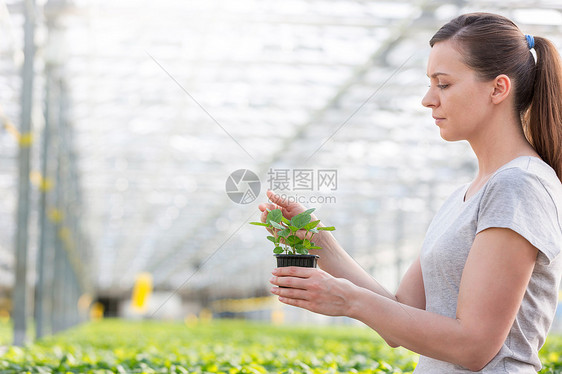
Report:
525,34,535,49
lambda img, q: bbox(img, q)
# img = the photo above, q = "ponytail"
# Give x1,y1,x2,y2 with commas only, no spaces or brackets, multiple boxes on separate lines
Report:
524,37,562,182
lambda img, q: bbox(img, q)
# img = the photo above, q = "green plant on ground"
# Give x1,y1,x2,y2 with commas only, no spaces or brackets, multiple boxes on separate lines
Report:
0,319,418,373
0,319,560,373
250,208,335,255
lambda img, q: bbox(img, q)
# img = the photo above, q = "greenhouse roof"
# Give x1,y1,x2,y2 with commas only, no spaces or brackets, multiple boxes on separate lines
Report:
1,0,562,299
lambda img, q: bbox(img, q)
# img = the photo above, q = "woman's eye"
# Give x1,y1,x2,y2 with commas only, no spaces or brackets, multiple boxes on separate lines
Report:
427,83,450,89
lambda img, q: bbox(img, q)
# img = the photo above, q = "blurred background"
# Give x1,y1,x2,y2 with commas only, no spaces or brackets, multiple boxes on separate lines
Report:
1,0,561,344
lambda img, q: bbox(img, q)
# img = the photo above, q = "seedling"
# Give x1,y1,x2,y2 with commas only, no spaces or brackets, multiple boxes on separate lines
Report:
250,208,335,255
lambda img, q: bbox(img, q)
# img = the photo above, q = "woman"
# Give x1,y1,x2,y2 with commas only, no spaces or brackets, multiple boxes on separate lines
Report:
259,13,562,373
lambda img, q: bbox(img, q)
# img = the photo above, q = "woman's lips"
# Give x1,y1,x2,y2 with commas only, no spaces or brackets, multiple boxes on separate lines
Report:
433,116,445,125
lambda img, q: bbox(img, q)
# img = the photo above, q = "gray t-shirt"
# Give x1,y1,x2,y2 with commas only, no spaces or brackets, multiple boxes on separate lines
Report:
415,156,562,373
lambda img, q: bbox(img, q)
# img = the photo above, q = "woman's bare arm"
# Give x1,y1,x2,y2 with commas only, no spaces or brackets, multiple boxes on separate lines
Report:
260,190,425,310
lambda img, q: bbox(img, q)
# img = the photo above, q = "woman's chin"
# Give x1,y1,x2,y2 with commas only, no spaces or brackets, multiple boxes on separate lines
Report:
439,129,463,142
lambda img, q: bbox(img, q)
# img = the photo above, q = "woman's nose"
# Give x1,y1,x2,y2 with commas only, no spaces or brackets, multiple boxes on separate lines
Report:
421,88,437,108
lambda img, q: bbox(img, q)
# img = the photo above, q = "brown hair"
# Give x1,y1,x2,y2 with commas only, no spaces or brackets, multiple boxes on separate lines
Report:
430,13,562,181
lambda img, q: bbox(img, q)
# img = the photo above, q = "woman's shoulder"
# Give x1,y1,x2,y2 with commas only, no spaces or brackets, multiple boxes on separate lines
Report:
481,156,562,218
487,156,561,198
478,156,562,263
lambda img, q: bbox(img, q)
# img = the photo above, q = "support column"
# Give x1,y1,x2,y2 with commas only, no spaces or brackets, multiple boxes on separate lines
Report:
13,0,37,346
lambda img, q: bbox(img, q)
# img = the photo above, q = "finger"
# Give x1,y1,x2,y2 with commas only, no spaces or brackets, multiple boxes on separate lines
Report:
259,205,277,222
277,296,312,310
272,266,316,278
271,286,309,300
258,202,278,212
270,275,308,290
267,190,290,207
260,210,272,223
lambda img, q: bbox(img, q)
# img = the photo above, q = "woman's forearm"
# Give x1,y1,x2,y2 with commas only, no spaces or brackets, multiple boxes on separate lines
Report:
310,231,424,348
309,231,397,301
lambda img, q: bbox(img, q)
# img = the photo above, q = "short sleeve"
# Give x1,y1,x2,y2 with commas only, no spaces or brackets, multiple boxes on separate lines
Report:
476,167,562,264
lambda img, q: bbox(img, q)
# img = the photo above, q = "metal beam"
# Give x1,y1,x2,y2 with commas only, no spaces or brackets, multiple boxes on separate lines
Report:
13,0,36,346
34,69,54,339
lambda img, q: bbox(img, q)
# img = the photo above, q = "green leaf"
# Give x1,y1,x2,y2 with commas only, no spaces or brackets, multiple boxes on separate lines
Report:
304,220,320,230
266,236,277,243
291,214,311,229
317,226,335,231
302,208,315,215
308,240,322,250
277,228,290,238
249,222,269,227
281,216,290,225
270,221,285,230
296,248,309,254
309,228,319,234
286,235,301,246
273,246,284,254
266,209,283,224
288,225,298,232
303,239,311,248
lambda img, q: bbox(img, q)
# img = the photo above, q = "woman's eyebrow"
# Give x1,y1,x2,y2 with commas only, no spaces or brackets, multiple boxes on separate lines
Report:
427,72,450,78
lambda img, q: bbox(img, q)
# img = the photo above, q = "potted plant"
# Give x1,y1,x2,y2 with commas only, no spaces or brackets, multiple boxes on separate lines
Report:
250,208,335,268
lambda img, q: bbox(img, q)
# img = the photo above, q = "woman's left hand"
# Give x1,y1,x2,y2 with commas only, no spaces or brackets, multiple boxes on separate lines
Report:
270,266,357,317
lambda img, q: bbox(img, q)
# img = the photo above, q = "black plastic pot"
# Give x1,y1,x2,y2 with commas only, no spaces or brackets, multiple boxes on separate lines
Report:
274,254,319,268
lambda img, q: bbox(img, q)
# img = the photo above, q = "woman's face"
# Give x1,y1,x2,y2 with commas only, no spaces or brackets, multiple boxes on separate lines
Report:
422,40,495,142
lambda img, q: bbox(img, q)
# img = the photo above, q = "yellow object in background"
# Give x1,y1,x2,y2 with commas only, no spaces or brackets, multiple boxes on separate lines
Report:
131,272,153,313
30,171,54,191
78,293,93,312
199,308,213,323
0,309,10,323
271,309,285,325
90,302,104,320
184,313,198,327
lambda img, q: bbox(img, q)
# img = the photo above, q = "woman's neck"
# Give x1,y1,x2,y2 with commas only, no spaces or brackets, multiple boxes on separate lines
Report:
468,114,539,180
462,113,539,202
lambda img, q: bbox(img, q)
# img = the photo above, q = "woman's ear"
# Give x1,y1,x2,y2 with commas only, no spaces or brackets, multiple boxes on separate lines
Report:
491,74,512,104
